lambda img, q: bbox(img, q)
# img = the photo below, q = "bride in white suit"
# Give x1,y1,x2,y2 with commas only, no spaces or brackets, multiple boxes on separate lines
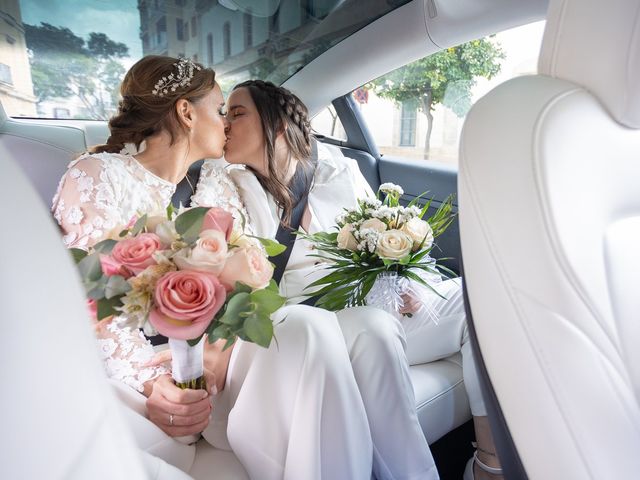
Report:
194,80,504,480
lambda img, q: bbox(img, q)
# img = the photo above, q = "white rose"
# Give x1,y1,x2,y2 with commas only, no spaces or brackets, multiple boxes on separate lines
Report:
376,229,413,259
155,220,179,245
173,229,228,274
401,217,434,251
337,223,358,250
360,218,387,233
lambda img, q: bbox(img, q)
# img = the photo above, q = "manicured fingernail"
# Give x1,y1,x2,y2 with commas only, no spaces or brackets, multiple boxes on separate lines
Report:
202,390,208,399
211,384,218,395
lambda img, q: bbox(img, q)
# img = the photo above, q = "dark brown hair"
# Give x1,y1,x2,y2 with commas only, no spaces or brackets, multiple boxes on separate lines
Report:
91,55,216,154
233,80,312,225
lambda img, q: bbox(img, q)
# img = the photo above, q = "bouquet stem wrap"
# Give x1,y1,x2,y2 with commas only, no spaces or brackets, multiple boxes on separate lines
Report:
365,271,441,329
169,337,206,390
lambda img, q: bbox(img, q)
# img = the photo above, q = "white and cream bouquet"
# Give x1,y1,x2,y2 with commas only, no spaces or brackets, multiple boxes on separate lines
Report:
299,183,455,320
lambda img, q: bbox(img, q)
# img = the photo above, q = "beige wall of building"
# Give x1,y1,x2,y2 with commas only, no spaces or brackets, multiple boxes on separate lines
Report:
0,0,36,116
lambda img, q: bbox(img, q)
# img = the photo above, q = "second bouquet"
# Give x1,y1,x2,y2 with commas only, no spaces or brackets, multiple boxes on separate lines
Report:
71,205,286,390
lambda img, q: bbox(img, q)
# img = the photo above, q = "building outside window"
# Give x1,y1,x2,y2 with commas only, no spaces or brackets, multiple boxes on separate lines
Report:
399,101,417,146
223,22,231,58
243,11,252,48
0,63,13,85
176,18,184,41
207,33,213,64
156,16,167,47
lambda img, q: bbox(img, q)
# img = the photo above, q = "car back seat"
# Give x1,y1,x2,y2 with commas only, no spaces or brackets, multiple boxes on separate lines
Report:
0,100,471,451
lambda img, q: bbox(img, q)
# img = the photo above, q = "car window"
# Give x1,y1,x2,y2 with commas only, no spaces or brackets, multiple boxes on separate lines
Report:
311,104,346,141
2,0,412,120
357,21,546,165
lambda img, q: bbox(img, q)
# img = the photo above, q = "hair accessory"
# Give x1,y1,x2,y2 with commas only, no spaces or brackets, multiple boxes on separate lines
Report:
152,57,202,97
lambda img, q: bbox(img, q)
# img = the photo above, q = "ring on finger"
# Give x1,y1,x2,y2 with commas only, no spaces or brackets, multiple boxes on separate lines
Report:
169,414,174,426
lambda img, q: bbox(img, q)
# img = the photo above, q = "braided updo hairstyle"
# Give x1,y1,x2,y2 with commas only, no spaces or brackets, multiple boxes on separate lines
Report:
91,55,216,154
233,80,312,225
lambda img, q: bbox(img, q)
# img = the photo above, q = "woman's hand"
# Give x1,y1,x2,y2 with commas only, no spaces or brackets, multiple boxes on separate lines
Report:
146,374,212,437
145,338,235,395
399,292,423,315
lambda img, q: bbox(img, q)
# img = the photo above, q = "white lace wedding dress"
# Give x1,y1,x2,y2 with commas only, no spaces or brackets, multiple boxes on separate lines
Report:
53,152,373,480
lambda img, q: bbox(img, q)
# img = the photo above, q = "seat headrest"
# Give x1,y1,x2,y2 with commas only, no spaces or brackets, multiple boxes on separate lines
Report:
538,0,640,128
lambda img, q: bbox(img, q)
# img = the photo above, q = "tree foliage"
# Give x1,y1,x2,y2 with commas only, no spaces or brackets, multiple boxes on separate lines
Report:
24,23,129,119
370,38,505,156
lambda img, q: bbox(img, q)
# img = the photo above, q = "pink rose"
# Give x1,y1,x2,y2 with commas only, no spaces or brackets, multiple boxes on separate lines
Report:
99,254,132,278
202,207,234,241
149,270,226,340
111,233,162,275
87,299,97,322
219,246,274,290
174,229,228,274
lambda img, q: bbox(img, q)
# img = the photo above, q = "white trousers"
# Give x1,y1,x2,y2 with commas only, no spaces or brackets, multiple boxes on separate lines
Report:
334,278,486,480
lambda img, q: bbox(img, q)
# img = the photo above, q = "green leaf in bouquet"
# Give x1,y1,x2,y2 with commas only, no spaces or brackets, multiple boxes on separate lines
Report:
166,203,175,220
250,236,286,257
130,214,148,236
220,292,251,326
418,198,434,219
408,192,428,208
97,295,122,320
265,279,280,293
402,269,447,300
119,229,129,238
243,312,273,348
70,248,88,264
187,334,204,347
105,275,132,299
250,288,286,314
175,206,209,242
233,282,253,294
86,278,106,300
93,239,117,254
78,252,103,282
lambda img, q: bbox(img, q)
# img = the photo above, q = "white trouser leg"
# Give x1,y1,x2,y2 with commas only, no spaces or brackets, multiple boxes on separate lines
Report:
336,306,439,480
225,304,373,480
404,278,486,416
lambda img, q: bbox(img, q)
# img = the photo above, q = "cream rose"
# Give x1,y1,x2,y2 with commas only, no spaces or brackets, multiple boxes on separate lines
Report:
229,229,261,249
376,229,413,259
219,246,274,290
360,218,387,233
337,223,358,251
154,220,179,245
401,217,434,251
174,229,228,274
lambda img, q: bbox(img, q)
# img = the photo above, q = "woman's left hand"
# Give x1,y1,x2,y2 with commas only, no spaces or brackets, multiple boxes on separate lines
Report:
399,292,423,315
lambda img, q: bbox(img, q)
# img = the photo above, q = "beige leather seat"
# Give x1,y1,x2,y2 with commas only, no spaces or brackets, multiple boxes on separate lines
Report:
0,148,190,479
459,0,640,478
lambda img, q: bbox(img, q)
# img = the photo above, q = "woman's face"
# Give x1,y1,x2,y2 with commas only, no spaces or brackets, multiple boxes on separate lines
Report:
191,83,227,159
223,87,266,172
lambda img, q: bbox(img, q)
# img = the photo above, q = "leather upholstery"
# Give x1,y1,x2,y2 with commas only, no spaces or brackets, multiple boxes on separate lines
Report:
0,150,189,479
459,0,640,478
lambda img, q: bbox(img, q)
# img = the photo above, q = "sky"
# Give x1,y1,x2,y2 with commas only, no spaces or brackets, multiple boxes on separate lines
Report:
20,0,143,61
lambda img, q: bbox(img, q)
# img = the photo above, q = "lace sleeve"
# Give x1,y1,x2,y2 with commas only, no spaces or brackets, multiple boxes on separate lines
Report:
53,154,169,393
192,160,254,234
52,155,121,248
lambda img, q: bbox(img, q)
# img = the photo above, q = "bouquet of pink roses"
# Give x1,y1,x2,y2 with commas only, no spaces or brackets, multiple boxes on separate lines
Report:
71,205,286,389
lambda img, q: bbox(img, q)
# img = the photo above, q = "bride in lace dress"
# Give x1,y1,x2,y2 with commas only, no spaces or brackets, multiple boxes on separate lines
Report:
52,56,373,480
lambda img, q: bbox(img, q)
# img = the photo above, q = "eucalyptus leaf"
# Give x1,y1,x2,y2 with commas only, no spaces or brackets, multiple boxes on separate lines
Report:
131,214,148,236
250,288,286,314
166,203,174,220
243,313,273,348
187,334,203,347
220,292,251,326
70,248,88,264
93,239,117,254
78,252,103,282
105,275,132,299
175,206,209,241
97,296,122,320
251,236,286,257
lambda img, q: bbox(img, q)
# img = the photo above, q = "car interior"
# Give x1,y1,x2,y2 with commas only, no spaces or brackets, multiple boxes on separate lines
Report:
2,0,639,478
